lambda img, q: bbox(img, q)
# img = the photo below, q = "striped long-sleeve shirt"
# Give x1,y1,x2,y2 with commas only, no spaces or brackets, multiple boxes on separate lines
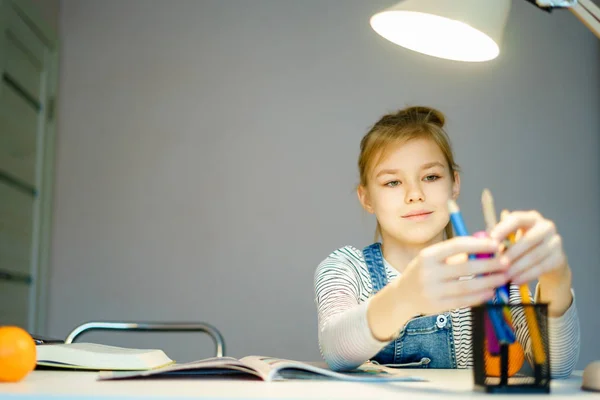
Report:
314,245,580,377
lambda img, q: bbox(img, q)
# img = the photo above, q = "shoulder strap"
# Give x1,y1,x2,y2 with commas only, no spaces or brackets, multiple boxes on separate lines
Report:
362,242,388,294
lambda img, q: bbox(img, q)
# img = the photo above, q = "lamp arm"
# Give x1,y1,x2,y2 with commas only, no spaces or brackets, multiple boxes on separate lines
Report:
570,0,600,38
526,0,600,39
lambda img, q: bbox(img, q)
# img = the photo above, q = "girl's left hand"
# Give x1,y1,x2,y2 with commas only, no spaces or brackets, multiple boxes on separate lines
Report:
489,210,570,285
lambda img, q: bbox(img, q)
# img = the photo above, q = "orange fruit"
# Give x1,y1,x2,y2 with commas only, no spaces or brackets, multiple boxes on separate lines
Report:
0,326,36,382
484,339,525,377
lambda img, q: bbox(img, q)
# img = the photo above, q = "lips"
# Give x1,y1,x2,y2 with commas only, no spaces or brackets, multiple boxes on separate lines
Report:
402,210,433,218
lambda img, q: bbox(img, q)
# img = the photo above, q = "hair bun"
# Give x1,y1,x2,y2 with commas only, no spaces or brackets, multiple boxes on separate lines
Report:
398,106,445,128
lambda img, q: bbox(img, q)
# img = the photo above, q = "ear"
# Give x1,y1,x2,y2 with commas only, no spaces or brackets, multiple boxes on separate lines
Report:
357,185,375,214
451,171,461,200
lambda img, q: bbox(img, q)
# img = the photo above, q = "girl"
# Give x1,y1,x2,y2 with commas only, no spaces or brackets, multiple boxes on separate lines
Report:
314,106,579,377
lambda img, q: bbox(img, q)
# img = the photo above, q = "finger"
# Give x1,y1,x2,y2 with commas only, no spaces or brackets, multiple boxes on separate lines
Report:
498,210,512,250
440,273,508,298
515,228,524,241
444,289,496,310
507,234,560,280
445,252,468,265
502,220,556,264
490,211,540,242
512,252,565,284
500,210,522,245
422,236,499,262
440,258,509,281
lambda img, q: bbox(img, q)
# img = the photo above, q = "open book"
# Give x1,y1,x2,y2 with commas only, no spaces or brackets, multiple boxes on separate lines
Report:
36,343,174,371
98,356,426,382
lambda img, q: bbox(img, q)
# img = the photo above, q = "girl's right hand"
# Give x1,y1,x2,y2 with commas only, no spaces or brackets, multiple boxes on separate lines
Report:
397,236,509,316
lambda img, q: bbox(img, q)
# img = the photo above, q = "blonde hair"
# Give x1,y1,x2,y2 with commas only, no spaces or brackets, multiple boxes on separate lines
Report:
358,106,460,242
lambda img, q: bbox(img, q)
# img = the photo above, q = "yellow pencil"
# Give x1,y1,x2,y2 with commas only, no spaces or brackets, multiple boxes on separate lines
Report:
502,212,547,365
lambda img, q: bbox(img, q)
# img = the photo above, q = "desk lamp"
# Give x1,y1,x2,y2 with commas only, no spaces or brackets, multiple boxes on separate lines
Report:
369,0,600,391
369,0,599,62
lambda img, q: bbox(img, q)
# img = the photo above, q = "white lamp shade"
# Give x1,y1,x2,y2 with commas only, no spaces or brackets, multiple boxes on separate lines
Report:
370,0,512,62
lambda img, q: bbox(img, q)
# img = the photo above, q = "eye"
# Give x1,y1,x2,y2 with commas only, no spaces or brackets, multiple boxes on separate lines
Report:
423,174,441,182
385,180,401,187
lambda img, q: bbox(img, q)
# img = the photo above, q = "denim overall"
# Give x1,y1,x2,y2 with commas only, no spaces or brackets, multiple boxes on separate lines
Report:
363,242,457,368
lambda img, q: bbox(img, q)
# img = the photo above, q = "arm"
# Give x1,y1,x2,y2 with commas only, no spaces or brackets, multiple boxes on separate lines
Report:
509,282,580,378
491,211,581,377
315,239,506,371
314,248,393,371
535,279,580,378
537,267,573,317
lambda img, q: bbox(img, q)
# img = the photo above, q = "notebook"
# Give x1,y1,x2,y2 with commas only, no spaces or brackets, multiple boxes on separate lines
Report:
36,342,174,371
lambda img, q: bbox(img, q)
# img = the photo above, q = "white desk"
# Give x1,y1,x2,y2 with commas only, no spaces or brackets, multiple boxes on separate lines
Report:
0,370,594,399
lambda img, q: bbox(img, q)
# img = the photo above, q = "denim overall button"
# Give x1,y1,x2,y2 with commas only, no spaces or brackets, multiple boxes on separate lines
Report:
436,315,447,329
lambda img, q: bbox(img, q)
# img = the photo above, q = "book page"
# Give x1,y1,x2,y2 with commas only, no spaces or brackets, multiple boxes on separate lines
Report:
239,356,426,382
36,343,174,370
98,357,262,380
38,343,166,356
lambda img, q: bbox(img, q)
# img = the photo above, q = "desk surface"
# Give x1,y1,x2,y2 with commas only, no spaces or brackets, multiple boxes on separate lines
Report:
0,369,594,399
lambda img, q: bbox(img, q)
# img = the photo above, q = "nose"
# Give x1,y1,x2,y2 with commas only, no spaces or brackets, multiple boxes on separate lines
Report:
404,182,425,204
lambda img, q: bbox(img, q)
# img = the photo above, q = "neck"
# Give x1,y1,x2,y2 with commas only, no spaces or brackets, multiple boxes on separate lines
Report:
380,231,445,273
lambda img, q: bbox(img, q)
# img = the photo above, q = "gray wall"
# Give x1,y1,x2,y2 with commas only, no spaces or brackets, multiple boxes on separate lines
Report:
48,0,600,369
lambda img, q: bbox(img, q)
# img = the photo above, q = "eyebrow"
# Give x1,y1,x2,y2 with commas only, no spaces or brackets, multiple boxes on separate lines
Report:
421,161,445,170
375,162,445,178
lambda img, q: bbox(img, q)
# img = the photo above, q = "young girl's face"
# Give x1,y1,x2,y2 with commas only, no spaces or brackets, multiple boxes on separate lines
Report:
359,138,460,246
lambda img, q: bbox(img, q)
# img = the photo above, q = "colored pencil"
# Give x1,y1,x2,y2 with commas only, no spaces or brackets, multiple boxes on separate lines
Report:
447,199,514,345
501,211,547,365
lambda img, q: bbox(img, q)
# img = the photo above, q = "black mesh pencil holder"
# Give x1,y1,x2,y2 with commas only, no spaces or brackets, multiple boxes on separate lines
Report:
472,303,550,394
